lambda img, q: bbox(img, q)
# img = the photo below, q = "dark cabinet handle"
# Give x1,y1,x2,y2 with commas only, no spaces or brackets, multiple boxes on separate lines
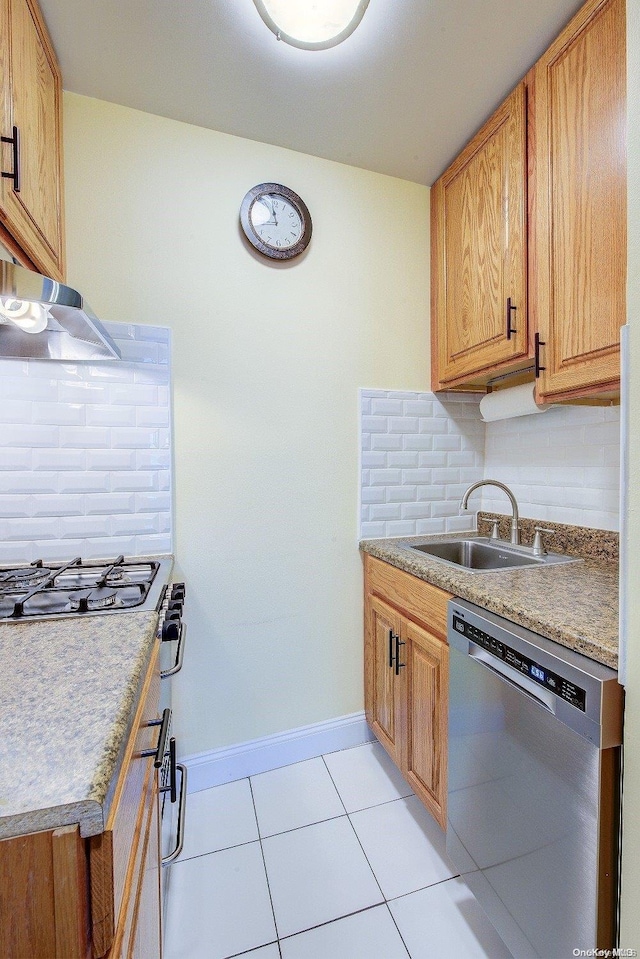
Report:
388,629,395,668
142,707,171,767
1,126,20,193
506,298,517,339
534,332,546,378
160,737,178,803
394,635,406,676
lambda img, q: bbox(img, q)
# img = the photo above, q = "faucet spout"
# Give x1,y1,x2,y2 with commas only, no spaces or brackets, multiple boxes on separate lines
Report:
460,480,520,545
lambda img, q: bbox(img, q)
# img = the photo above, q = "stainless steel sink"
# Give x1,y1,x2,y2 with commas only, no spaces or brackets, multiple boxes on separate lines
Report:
399,537,581,573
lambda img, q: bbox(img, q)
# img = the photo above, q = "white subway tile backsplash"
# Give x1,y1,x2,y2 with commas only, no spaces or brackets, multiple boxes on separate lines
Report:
33,449,86,471
111,427,161,449
134,491,171,513
0,450,32,472
387,486,417,502
0,400,32,424
32,403,85,426
371,434,403,451
31,494,84,517
3,425,59,447
362,416,388,433
86,404,137,427
135,406,170,428
58,472,110,494
386,452,419,469
110,513,159,536
0,495,32,517
362,452,388,469
371,399,404,415
359,389,620,538
0,517,63,540
88,449,136,471
59,427,110,449
85,493,136,515
362,487,386,504
0,323,172,562
1,377,58,402
0,471,57,493
135,533,172,554
110,471,158,492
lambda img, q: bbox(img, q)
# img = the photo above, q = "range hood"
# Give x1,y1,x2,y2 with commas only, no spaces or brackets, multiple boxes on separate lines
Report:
0,242,120,361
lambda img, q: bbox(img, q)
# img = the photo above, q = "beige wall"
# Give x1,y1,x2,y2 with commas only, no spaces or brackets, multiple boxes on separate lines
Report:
620,0,640,945
63,93,430,754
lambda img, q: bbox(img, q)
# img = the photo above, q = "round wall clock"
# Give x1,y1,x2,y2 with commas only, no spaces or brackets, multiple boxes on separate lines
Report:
240,183,312,260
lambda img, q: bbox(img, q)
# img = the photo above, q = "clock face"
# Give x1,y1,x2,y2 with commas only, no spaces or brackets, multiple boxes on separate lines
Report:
240,183,312,260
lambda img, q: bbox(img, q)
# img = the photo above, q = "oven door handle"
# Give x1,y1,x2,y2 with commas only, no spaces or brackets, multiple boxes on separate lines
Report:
161,622,187,679
162,760,187,865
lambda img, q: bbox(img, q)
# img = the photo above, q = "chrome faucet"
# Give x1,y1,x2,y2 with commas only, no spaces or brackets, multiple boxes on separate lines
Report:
460,480,520,545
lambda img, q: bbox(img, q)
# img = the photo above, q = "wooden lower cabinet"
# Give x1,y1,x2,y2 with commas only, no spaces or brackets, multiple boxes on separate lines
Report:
0,642,162,958
403,618,449,828
364,554,452,830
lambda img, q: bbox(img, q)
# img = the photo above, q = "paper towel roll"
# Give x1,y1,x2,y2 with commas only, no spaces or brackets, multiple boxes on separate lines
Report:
479,383,549,422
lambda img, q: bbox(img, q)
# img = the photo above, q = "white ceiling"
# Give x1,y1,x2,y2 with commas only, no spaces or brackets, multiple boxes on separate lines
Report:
39,0,584,186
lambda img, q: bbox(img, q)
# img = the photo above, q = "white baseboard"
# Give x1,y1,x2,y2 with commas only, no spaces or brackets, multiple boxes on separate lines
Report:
182,711,376,793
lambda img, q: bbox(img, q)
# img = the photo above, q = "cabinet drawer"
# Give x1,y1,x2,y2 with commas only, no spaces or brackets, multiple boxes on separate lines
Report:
364,555,452,640
90,643,160,958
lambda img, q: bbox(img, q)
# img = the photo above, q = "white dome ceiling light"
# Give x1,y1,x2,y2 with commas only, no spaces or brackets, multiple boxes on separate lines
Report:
253,0,371,50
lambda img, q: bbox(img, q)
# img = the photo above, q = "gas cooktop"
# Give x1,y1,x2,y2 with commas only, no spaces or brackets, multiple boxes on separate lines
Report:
0,555,173,621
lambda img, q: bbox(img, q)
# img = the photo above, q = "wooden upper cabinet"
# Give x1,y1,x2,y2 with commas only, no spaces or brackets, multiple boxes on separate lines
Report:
531,0,625,400
431,83,528,388
0,0,65,280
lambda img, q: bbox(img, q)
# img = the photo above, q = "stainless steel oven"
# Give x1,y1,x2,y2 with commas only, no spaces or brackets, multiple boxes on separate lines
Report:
158,581,188,918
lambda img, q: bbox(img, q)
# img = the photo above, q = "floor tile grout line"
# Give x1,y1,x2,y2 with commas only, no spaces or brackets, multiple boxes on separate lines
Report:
342,796,389,905
174,834,261,864
258,810,347,841
275,901,389,944
248,775,282,945
383,900,413,959
386,871,461,904
221,939,280,959
321,752,349,815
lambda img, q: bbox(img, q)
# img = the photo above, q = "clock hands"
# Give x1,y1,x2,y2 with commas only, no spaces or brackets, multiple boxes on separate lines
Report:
259,195,278,226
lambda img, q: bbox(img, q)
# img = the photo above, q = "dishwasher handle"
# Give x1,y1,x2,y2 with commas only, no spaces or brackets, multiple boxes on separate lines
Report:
469,642,556,713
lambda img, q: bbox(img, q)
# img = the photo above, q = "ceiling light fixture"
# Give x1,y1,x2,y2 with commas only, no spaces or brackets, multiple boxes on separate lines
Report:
253,0,370,50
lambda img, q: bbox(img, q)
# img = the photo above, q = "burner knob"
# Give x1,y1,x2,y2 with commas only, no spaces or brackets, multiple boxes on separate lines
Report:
162,614,180,641
167,599,183,614
171,583,186,601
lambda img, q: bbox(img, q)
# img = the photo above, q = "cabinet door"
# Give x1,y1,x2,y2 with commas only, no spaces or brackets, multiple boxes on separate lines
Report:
130,782,162,959
432,82,528,388
403,619,448,830
0,0,65,280
532,0,625,399
365,594,404,766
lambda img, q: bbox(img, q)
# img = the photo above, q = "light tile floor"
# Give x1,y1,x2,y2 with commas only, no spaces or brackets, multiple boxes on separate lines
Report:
163,741,513,959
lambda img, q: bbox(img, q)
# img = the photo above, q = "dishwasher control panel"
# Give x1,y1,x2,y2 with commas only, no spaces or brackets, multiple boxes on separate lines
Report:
453,614,586,711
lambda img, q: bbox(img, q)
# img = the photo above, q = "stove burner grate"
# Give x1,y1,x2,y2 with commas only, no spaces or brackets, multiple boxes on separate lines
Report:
69,587,118,613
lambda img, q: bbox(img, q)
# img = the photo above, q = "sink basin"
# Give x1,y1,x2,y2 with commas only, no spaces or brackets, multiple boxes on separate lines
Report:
400,538,581,573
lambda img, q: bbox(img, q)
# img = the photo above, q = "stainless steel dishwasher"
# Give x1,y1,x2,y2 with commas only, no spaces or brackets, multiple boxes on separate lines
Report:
447,599,623,959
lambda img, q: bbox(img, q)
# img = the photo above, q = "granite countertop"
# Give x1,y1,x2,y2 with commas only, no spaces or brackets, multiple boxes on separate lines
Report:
0,560,173,841
361,531,619,669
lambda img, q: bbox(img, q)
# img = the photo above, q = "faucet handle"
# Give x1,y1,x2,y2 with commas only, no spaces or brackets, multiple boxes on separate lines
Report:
532,526,555,556
480,516,501,540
